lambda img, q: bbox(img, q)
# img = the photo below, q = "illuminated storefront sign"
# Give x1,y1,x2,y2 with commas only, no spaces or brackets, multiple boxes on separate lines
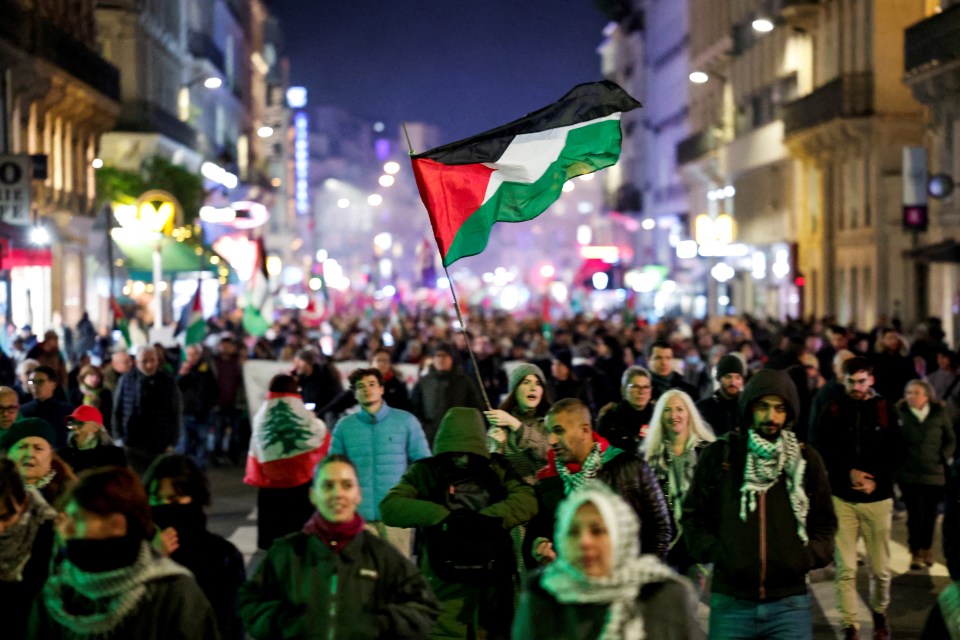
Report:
294,112,309,215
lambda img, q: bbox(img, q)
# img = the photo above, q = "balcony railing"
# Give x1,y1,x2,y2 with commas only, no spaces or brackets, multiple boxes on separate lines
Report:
782,72,873,135
188,30,226,74
114,101,197,149
676,128,721,165
0,0,120,101
904,4,960,74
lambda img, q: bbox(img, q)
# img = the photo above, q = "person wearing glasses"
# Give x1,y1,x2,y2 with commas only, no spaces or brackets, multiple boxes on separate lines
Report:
596,366,656,453
0,386,20,432
19,365,72,449
58,405,127,474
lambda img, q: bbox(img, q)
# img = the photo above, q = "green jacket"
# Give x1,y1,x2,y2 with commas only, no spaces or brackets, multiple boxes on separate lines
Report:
379,407,537,639
239,530,439,639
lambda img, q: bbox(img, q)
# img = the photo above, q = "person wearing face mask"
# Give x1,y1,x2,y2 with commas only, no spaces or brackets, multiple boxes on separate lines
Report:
0,458,57,640
57,405,127,474
683,369,837,640
644,390,715,582
144,454,245,640
2,418,76,506
240,455,440,639
513,483,701,639
28,466,220,639
483,362,552,485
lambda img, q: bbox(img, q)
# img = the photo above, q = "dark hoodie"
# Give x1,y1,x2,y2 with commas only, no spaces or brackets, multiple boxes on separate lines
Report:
682,369,837,602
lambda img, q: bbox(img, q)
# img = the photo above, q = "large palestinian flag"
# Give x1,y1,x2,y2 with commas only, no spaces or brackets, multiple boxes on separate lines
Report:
411,81,641,267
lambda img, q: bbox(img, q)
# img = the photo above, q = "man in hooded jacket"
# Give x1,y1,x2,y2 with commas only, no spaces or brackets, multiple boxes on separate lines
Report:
380,407,536,639
682,369,837,640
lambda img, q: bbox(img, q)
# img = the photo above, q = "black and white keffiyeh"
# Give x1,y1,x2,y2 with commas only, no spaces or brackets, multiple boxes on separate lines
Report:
557,442,604,494
542,483,680,640
740,429,809,543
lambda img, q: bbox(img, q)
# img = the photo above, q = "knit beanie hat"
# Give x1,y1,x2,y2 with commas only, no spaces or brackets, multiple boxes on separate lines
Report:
0,418,56,451
509,363,547,396
716,354,746,380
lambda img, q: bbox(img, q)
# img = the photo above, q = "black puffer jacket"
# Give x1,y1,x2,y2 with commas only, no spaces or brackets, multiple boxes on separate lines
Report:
524,440,673,567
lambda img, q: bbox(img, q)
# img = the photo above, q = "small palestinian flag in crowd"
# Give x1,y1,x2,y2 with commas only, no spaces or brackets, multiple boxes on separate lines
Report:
411,80,641,266
109,295,131,347
174,280,206,347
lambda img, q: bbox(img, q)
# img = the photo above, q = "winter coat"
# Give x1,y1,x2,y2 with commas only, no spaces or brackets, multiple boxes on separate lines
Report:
524,434,673,566
379,408,536,639
295,362,343,416
240,529,439,639
329,403,431,521
696,389,740,437
57,429,127,474
19,396,73,449
895,400,956,486
29,573,220,639
682,432,837,601
177,359,219,421
1,508,54,639
810,390,897,503
113,369,182,454
944,458,960,579
513,569,702,640
596,399,653,453
650,372,699,402
410,368,484,446
491,409,550,485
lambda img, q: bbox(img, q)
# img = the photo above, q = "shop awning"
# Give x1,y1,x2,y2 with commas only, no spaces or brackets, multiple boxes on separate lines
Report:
902,239,960,263
0,222,52,268
110,228,218,279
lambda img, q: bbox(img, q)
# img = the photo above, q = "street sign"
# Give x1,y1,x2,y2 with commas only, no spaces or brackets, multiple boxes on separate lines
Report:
0,155,31,225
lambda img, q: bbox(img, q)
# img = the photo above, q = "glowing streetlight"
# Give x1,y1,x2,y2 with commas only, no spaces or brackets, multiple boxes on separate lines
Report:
30,225,50,245
383,161,400,175
689,71,709,84
257,126,274,138
92,158,103,169
203,76,222,89
367,194,383,206
337,198,350,209
378,175,395,187
752,18,774,32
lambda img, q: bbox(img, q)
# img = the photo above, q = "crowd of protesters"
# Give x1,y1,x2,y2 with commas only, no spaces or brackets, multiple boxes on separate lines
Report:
0,305,958,638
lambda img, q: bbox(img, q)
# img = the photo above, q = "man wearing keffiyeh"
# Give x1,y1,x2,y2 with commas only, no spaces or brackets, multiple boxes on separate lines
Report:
523,398,673,569
682,369,837,640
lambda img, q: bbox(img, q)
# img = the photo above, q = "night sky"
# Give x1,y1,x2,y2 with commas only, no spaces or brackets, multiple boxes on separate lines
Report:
267,1,612,143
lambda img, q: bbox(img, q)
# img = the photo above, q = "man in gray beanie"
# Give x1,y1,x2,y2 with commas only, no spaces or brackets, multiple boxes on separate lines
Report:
683,369,837,640
696,354,746,437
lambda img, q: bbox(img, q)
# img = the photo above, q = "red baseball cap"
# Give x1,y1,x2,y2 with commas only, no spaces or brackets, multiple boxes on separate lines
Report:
65,405,103,426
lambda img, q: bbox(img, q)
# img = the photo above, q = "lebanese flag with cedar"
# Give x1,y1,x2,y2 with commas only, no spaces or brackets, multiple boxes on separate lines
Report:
244,392,330,489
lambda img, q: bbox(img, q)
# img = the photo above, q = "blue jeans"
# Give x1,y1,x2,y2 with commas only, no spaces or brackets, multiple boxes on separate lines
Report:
177,415,211,469
708,592,813,640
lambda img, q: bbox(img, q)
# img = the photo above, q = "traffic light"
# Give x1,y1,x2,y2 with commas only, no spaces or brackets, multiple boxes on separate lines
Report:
794,273,805,288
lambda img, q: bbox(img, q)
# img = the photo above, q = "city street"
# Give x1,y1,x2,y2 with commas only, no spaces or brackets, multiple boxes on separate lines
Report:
206,464,950,639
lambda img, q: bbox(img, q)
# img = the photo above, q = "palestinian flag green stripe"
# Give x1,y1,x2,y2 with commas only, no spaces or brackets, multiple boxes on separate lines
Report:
445,117,623,266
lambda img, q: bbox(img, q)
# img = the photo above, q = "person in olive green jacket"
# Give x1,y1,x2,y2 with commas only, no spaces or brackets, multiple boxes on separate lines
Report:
380,407,537,640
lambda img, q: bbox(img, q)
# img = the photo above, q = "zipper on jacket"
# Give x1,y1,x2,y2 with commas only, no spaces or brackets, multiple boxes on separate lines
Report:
327,573,338,640
759,492,767,600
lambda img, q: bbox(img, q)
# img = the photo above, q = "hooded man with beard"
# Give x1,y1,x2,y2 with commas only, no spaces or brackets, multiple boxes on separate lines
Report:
683,369,836,640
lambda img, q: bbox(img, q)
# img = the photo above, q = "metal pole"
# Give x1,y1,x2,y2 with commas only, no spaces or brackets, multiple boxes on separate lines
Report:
153,237,163,329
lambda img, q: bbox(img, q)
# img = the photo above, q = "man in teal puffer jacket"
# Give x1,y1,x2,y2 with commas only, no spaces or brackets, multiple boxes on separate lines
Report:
329,367,431,556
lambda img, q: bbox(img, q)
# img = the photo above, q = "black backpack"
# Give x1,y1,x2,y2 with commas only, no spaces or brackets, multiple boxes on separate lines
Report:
421,454,510,585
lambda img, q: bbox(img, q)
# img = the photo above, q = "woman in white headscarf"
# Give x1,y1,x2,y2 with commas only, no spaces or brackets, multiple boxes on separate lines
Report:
513,483,701,640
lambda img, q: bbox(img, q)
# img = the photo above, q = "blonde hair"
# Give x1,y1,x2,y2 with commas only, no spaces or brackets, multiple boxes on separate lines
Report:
644,389,715,463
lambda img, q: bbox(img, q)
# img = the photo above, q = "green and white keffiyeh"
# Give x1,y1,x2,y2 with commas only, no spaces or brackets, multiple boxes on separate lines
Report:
740,429,809,543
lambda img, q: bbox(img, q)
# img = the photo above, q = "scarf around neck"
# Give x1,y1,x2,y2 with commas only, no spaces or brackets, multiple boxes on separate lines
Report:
0,486,55,581
740,429,809,543
542,485,680,640
79,382,102,408
43,541,191,636
302,511,365,553
558,443,604,494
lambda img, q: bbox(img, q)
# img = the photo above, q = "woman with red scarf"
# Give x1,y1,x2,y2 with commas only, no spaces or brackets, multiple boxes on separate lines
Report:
240,455,440,639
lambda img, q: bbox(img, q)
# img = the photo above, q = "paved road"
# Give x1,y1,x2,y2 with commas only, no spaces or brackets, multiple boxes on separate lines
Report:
206,465,949,639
